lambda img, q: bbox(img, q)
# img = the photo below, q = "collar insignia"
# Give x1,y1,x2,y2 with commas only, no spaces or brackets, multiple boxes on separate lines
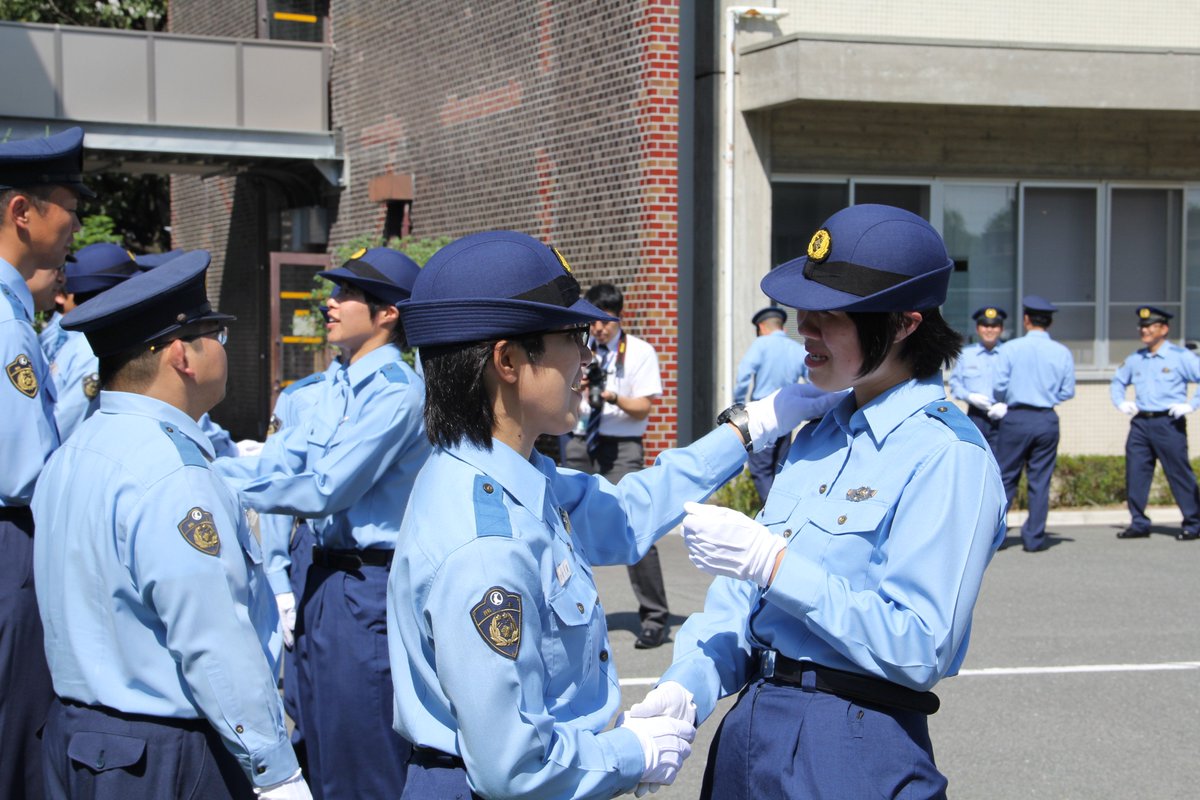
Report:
846,486,877,502
807,228,832,263
178,507,221,556
6,353,38,398
559,507,572,535
471,586,522,660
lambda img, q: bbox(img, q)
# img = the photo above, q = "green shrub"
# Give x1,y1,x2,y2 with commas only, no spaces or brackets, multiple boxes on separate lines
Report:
711,469,762,517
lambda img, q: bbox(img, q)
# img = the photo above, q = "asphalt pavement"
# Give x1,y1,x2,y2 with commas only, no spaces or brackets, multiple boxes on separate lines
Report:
595,516,1200,798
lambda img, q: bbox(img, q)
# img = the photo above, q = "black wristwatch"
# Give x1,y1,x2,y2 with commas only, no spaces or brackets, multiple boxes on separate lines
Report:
717,403,752,452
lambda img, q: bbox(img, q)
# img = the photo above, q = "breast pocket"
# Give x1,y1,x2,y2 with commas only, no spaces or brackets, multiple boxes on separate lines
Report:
798,500,890,589
544,572,599,705
757,489,801,537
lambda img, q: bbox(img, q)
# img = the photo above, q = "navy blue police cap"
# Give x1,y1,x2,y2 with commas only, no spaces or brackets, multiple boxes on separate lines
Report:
319,247,420,307
61,250,235,357
135,249,185,269
0,127,94,199
1136,306,1172,325
752,306,787,326
1022,295,1058,314
400,230,616,347
760,204,953,312
66,243,140,295
972,306,1007,325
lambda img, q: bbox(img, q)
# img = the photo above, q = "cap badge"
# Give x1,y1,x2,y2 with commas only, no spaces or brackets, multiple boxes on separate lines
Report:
178,507,221,556
6,353,38,398
984,308,998,319
350,247,367,260
1139,308,1151,319
846,486,877,502
550,246,573,274
807,229,832,263
471,586,522,660
126,249,136,262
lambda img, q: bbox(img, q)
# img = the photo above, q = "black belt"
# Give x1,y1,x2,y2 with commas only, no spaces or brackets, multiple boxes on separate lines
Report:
1008,403,1052,412
759,651,940,715
966,406,991,419
311,546,393,571
0,506,33,525
1135,411,1170,419
409,745,466,770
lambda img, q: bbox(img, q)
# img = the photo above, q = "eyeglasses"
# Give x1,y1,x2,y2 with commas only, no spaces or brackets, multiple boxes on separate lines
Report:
150,325,228,352
537,325,590,348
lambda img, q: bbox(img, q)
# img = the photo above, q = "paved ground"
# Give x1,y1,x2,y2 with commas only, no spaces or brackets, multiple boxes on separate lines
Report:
595,514,1200,798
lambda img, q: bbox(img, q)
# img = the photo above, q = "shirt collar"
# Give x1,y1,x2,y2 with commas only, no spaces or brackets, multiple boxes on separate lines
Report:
0,258,34,322
96,391,216,459
345,343,402,389
1025,330,1050,340
590,329,622,353
825,374,947,444
445,439,549,519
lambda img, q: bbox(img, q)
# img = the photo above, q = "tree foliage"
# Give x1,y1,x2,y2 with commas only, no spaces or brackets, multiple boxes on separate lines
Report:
0,0,165,30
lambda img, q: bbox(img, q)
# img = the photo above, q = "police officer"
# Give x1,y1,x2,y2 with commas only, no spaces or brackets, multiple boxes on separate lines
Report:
214,247,430,799
31,251,310,799
636,205,1006,799
0,126,86,799
991,295,1076,552
1110,306,1200,540
949,306,1007,450
387,230,824,799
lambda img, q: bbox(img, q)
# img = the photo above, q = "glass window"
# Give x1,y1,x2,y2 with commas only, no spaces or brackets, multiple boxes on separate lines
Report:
1108,188,1182,364
942,185,1017,343
1183,189,1200,346
852,183,930,219
770,182,847,266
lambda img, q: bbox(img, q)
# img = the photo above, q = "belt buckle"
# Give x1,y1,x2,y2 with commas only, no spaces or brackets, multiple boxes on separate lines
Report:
759,650,776,679
345,552,364,570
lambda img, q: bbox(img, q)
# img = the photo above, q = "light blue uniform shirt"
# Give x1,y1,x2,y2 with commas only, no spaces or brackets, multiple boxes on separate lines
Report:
1110,343,1200,412
949,342,1003,402
49,327,99,441
31,391,297,788
1,258,59,505
215,344,429,550
388,427,747,800
993,330,1075,408
663,377,1006,723
39,310,67,363
733,330,809,402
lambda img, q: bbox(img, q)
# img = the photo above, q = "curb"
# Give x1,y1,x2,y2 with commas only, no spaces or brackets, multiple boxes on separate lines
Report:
1006,506,1182,527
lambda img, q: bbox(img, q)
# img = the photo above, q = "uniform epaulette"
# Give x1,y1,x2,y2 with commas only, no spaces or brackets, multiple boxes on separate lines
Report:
159,421,211,467
282,371,326,395
1,282,25,321
473,474,512,537
922,399,986,449
381,362,410,384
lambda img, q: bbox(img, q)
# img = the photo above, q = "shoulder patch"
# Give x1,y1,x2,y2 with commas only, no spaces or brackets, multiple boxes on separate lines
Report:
474,474,512,537
471,586,522,659
381,362,410,384
82,372,101,400
159,421,211,467
282,372,326,395
178,507,221,556
6,353,38,398
923,400,987,449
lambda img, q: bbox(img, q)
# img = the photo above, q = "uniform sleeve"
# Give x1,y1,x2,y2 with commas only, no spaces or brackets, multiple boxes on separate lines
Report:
991,347,1011,400
126,467,297,787
733,338,762,404
1057,348,1076,403
51,343,99,442
1,318,60,504
1110,359,1132,407
948,354,968,400
199,414,240,459
427,537,644,799
760,439,1005,692
552,425,747,566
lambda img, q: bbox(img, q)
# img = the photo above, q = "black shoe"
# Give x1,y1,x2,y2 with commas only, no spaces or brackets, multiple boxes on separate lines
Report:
634,626,666,649
1176,531,1200,541
1116,527,1150,539
1022,543,1047,553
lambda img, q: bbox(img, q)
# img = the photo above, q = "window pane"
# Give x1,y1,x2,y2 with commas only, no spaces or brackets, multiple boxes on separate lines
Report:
1023,187,1097,365
943,185,1017,343
853,183,930,218
1185,189,1200,345
771,182,848,266
1109,188,1182,364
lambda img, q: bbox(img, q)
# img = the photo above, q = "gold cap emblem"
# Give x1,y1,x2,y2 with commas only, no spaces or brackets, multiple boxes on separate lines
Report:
350,247,368,260
550,246,572,274
984,308,997,319
807,229,832,263
1139,307,1151,319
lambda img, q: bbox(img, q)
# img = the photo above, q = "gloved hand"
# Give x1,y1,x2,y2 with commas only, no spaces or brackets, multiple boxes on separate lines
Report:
627,681,696,727
966,392,993,412
681,501,786,586
1169,403,1193,419
254,770,312,799
619,713,695,791
1118,401,1138,416
236,439,265,457
745,384,843,452
987,402,1008,420
276,592,297,650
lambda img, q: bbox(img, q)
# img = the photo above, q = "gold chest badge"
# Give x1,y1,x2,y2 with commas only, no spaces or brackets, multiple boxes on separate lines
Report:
846,486,878,502
6,353,38,398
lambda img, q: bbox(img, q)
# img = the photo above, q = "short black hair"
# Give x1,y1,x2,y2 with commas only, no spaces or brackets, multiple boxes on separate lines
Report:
1026,311,1054,329
585,283,623,315
850,307,963,379
421,334,547,450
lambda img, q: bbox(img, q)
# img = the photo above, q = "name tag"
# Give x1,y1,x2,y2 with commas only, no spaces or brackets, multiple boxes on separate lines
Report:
555,558,573,586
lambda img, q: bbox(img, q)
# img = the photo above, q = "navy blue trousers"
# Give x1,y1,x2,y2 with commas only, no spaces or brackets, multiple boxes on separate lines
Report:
966,406,1001,453
748,433,791,504
1126,415,1200,533
400,761,482,800
42,697,253,800
297,561,410,799
995,407,1060,550
0,509,53,800
282,521,315,758
700,678,947,799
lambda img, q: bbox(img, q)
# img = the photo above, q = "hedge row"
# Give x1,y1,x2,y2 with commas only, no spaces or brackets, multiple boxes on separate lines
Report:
711,455,1200,518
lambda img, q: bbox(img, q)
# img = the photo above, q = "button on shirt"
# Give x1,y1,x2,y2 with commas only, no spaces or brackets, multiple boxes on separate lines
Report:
949,342,1002,402
31,391,296,788
215,344,429,550
1110,343,1200,412
1,258,59,505
662,377,1006,723
992,330,1075,408
387,426,747,799
734,330,809,403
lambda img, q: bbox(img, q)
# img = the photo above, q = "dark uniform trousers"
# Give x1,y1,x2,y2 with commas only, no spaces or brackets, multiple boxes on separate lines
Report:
283,521,315,767
965,406,1001,454
0,507,53,800
562,433,669,634
995,406,1059,551
747,433,791,503
1126,414,1200,534
401,752,483,800
42,697,253,800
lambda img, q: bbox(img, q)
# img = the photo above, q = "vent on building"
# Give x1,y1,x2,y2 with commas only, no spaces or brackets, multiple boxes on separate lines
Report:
263,0,327,43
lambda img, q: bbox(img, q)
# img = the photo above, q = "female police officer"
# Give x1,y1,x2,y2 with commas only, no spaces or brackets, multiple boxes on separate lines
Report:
634,205,1007,798
386,230,834,799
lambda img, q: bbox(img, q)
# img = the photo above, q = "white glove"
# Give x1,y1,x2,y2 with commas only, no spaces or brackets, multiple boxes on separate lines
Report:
237,439,265,457
1169,403,1193,419
680,501,786,586
255,770,312,799
745,384,843,452
627,681,696,727
966,393,993,412
987,402,1008,420
619,714,695,789
276,592,297,650
1118,401,1138,416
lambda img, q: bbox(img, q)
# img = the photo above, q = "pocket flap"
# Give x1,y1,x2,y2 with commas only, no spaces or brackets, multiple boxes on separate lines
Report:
757,490,800,527
806,500,889,534
68,731,146,772
548,575,598,628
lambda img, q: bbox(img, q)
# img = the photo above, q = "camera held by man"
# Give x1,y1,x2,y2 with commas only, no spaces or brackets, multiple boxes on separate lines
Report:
586,359,607,410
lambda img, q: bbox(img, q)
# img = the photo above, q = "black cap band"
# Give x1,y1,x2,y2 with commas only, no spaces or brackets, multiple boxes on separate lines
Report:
342,258,393,284
511,273,581,307
802,259,912,298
